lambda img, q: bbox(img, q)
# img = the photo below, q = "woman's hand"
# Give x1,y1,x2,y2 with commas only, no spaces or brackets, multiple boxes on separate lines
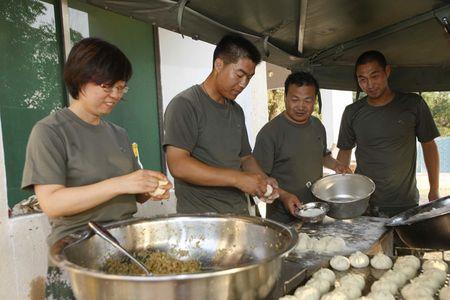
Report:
116,169,171,195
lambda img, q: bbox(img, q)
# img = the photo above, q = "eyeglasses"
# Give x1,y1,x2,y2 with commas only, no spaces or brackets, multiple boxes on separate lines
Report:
100,83,129,95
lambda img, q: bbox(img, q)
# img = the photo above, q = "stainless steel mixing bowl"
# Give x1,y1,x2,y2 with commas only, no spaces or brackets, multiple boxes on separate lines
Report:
50,214,298,300
308,174,375,219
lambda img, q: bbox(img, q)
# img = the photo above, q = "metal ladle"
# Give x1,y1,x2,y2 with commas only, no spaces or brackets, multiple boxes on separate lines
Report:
88,221,152,276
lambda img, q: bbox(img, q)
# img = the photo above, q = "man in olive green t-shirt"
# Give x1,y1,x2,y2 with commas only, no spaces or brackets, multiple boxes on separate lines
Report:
164,35,278,214
337,50,440,217
254,72,351,223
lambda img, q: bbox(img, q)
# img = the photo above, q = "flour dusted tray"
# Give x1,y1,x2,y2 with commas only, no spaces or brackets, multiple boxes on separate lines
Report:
288,216,390,269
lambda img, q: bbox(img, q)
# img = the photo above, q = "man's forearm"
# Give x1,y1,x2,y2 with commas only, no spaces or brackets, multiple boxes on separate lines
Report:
323,154,337,171
241,155,267,177
422,140,440,192
168,153,239,187
337,149,352,167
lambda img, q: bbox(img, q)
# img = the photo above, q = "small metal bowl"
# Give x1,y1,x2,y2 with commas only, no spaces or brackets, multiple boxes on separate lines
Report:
294,202,329,223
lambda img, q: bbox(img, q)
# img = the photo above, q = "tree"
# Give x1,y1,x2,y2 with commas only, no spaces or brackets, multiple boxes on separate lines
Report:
422,92,450,136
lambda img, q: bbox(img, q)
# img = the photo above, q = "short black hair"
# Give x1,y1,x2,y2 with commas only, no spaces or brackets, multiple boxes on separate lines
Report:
284,71,320,96
64,37,132,99
213,35,261,66
355,50,387,70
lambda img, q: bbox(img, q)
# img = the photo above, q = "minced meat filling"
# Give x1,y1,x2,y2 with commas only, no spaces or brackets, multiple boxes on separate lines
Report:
102,250,201,275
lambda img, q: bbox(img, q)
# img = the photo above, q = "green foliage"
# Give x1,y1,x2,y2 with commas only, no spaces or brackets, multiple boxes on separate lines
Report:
422,92,450,136
267,88,321,121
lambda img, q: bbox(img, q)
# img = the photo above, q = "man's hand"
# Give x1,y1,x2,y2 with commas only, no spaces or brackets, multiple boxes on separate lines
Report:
335,161,353,174
262,177,280,203
234,172,267,197
279,193,302,216
428,189,440,201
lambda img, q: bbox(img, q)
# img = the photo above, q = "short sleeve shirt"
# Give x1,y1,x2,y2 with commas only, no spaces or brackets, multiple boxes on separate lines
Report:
337,92,440,209
253,114,330,223
22,108,139,245
163,85,252,214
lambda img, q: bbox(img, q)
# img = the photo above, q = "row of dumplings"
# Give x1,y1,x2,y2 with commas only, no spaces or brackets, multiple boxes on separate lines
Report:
295,233,346,254
280,252,449,300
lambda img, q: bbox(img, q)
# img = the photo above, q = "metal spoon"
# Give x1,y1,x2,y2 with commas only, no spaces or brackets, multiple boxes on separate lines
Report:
88,221,152,276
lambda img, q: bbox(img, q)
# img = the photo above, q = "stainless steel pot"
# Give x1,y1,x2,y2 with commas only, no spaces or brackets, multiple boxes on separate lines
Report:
386,195,450,249
307,174,375,219
50,214,298,300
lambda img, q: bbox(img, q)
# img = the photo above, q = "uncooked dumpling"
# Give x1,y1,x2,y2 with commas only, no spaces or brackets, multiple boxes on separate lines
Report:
422,259,448,273
330,255,350,271
314,236,333,253
380,270,408,288
321,290,350,300
278,295,297,300
370,279,397,294
326,237,346,253
294,285,320,300
439,286,450,300
394,255,420,270
422,268,447,285
401,283,434,299
335,283,362,299
411,274,442,291
151,180,169,196
349,251,369,268
339,273,365,290
365,290,395,300
263,184,273,197
295,233,313,252
305,277,331,294
312,268,336,284
370,252,392,269
394,264,417,279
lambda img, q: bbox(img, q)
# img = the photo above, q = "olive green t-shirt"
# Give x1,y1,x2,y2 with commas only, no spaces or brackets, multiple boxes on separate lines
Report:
163,85,252,214
253,114,330,223
337,92,439,212
22,108,139,246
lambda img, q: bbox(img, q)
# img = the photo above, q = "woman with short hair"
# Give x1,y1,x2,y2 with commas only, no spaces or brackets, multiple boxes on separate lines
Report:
22,37,171,299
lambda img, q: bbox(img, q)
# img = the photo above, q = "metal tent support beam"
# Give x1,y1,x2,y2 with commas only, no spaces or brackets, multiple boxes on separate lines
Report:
309,4,450,64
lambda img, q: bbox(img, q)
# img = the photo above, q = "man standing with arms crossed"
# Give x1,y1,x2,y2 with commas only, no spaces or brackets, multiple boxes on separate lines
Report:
164,35,277,214
337,50,440,217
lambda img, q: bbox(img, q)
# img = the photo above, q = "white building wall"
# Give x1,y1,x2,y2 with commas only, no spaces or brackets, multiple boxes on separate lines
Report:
158,28,268,148
321,89,353,149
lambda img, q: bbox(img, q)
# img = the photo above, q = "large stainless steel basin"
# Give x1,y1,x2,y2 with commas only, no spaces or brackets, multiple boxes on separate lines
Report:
50,214,298,300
